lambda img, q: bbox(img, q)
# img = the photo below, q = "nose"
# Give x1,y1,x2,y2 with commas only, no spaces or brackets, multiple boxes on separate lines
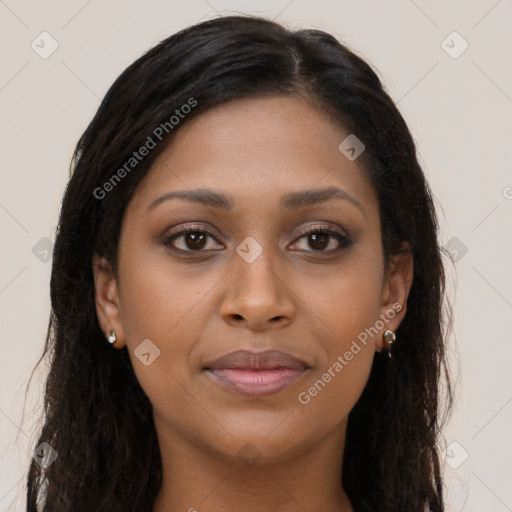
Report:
219,247,296,331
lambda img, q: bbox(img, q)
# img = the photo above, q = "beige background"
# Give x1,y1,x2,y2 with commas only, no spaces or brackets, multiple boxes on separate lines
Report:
1,1,511,510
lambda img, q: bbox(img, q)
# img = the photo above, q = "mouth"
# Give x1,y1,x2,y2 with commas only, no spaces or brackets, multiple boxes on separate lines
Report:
203,349,311,398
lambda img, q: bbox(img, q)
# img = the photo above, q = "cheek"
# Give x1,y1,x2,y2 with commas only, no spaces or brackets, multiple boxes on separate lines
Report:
293,249,382,421
307,245,383,342
117,238,212,341
300,293,378,411
116,241,226,407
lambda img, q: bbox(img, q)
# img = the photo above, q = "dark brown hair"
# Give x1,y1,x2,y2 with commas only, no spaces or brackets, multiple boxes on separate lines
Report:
25,14,452,511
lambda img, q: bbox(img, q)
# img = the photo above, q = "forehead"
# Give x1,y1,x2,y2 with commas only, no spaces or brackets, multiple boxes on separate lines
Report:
129,95,377,217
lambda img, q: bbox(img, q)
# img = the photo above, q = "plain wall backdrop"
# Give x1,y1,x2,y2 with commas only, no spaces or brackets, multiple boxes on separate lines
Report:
1,1,511,510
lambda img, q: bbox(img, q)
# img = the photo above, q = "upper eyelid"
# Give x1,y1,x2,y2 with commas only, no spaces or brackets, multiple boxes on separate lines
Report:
165,222,347,239
294,222,348,237
165,223,222,238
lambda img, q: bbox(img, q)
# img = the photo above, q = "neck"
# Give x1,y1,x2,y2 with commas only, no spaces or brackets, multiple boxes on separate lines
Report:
152,418,354,512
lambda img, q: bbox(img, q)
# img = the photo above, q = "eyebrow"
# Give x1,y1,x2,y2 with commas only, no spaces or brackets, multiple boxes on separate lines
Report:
147,186,365,218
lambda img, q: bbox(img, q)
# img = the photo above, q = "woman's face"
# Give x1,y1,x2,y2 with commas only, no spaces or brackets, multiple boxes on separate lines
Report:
94,95,411,466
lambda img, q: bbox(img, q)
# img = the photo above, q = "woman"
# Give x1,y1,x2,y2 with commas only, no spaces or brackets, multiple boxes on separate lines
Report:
26,14,452,511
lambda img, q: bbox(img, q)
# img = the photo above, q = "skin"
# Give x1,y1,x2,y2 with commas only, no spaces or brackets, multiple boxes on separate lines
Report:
93,95,413,512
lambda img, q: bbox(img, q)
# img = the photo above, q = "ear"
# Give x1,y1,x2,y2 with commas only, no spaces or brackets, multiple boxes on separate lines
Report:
92,254,126,349
375,243,414,351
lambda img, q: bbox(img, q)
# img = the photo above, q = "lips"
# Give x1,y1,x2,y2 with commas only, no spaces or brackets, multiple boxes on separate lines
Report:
203,349,310,398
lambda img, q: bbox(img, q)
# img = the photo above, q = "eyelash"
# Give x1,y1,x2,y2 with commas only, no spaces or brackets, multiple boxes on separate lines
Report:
161,223,352,255
293,226,351,252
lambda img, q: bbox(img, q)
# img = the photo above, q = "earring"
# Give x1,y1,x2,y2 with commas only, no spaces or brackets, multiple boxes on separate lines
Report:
383,329,396,358
106,330,117,345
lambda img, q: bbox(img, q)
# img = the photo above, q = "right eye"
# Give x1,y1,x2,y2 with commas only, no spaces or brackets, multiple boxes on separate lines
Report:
161,225,224,252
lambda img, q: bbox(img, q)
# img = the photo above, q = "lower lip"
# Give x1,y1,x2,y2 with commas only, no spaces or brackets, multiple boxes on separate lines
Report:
207,368,308,397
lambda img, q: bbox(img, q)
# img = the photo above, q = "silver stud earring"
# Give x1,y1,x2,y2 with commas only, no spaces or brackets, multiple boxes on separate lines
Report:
383,329,396,358
107,330,117,345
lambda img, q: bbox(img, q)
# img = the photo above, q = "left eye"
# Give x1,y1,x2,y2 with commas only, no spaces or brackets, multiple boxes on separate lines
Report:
290,228,350,252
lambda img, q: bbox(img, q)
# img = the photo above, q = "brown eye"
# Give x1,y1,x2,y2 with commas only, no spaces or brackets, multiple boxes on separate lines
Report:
307,231,331,250
162,226,223,252
181,231,208,250
290,227,351,252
